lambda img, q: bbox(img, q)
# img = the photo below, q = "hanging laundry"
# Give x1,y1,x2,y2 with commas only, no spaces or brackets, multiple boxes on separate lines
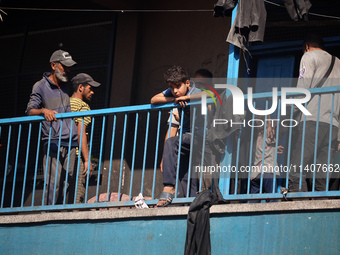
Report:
283,0,312,21
226,0,266,55
213,0,238,17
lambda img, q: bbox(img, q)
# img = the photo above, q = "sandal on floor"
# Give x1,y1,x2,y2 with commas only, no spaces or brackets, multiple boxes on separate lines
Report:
157,192,174,207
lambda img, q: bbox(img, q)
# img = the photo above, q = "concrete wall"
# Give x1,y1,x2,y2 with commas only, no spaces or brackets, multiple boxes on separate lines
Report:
109,1,230,107
1,200,339,255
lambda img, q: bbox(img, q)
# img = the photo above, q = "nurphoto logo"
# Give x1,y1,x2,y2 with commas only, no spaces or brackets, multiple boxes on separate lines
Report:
201,84,312,116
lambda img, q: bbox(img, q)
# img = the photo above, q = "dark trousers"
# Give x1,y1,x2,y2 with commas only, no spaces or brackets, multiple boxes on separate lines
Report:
250,173,277,203
162,133,199,197
43,144,76,205
289,121,338,192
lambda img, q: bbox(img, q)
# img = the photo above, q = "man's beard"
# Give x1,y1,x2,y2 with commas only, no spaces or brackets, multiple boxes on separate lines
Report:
55,66,68,82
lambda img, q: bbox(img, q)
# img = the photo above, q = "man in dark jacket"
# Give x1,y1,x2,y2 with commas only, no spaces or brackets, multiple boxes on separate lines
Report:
26,49,78,205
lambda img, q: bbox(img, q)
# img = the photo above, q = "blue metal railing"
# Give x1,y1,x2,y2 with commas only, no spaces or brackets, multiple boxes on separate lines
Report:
1,86,340,213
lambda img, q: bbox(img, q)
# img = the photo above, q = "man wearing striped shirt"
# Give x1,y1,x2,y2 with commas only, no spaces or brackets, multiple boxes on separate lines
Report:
70,73,101,203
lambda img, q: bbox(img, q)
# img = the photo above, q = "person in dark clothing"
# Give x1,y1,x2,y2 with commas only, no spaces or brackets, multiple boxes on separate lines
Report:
26,50,78,205
151,65,206,207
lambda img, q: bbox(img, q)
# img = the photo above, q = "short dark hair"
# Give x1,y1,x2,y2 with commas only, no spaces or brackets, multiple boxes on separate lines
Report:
72,82,88,93
195,69,213,78
303,33,324,50
164,65,189,84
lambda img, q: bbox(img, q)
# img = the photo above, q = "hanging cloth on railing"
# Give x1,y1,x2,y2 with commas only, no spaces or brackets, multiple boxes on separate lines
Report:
184,189,218,255
226,0,267,56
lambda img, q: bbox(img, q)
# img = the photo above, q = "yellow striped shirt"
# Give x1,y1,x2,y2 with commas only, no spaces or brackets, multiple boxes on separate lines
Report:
70,97,91,126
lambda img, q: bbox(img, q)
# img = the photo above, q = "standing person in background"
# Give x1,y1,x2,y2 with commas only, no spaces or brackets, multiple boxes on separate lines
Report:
70,73,101,203
26,49,78,205
288,33,340,193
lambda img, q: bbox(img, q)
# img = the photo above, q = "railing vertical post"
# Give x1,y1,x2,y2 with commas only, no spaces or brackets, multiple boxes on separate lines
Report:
220,4,240,198
85,117,95,203
129,113,139,200
32,123,42,206
107,115,116,201
141,112,150,194
152,110,162,199
21,123,32,207
96,116,106,201
118,114,127,201
11,124,21,207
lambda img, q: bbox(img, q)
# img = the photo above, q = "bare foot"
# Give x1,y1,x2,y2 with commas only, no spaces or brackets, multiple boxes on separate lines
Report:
156,186,175,207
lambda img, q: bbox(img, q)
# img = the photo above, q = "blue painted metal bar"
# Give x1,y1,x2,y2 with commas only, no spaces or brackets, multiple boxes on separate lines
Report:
152,110,162,199
118,114,127,202
96,115,106,201
220,3,240,198
1,84,340,126
31,123,42,206
285,104,295,189
129,113,139,200
52,119,63,206
73,118,84,204
244,86,340,99
42,125,52,206
234,129,241,195
85,117,95,203
1,125,11,208
299,103,307,190
10,124,21,207
63,118,74,205
273,99,281,193
259,101,269,195
312,97,322,192
107,115,116,201
187,107,196,196
0,86,340,126
175,109,185,198
250,36,340,56
21,123,32,207
326,94,335,191
168,108,173,139
298,103,307,190
141,111,150,194
198,107,208,194
247,103,256,194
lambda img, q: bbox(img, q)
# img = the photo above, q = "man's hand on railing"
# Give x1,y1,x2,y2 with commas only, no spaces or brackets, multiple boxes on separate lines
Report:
42,109,58,122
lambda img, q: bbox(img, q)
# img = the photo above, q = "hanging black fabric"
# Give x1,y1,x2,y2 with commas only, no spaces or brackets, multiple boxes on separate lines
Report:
213,0,238,17
283,0,312,21
184,189,218,255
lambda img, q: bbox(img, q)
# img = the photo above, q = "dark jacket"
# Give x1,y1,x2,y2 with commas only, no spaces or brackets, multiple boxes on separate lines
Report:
207,89,244,155
26,72,78,143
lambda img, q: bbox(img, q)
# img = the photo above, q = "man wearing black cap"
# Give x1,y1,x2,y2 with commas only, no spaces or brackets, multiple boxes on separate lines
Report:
26,49,78,205
70,73,101,203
